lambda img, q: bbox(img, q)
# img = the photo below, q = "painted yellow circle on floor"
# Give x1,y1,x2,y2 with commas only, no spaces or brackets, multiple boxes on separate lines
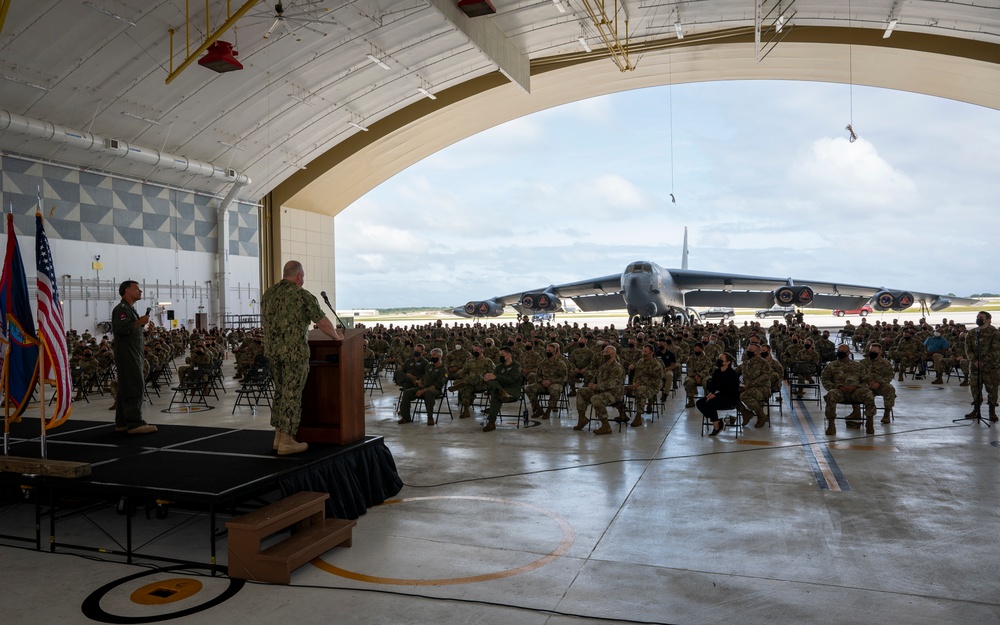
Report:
130,578,203,605
312,495,574,586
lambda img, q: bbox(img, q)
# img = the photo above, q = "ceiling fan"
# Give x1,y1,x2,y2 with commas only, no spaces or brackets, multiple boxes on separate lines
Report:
244,1,338,42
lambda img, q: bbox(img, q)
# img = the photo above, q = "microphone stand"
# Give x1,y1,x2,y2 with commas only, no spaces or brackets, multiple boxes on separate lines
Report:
953,328,990,427
320,292,348,330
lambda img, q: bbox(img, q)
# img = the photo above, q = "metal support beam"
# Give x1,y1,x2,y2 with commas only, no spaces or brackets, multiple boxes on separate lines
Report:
0,0,11,39
424,0,530,93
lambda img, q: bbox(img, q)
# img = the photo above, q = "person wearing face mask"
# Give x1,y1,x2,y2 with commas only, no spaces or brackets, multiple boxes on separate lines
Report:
619,339,643,384
700,352,741,437
859,343,896,424
965,311,1000,421
449,344,496,419
567,336,594,397
575,345,626,435
444,339,472,381
481,346,524,432
736,344,771,428
821,345,876,435
398,348,447,425
394,343,429,397
890,329,926,381
683,345,714,408
519,341,543,383
525,343,569,419
760,346,783,395
941,329,970,387
789,339,822,399
483,338,501,364
627,344,665,427
923,330,951,384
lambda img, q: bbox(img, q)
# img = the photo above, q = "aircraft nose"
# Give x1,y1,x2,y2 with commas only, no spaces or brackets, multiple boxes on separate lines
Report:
644,302,659,316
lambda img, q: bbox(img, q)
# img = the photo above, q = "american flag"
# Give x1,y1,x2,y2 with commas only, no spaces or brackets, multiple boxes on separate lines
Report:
35,213,72,428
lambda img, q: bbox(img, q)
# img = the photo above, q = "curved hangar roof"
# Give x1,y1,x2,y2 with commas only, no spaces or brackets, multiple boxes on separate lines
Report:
1,1,999,211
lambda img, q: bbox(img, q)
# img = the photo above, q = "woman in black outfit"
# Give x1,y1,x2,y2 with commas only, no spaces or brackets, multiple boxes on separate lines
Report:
697,352,741,436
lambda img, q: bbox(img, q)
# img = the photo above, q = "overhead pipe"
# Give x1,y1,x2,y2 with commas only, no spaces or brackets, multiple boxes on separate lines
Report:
0,109,250,185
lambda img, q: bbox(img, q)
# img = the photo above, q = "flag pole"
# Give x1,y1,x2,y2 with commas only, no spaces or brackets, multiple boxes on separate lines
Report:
36,188,47,460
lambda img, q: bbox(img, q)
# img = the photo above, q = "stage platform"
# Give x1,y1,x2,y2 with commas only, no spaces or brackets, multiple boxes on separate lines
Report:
0,418,402,567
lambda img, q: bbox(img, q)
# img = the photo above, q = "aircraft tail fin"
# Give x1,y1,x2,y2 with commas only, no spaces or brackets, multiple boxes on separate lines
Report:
681,226,689,270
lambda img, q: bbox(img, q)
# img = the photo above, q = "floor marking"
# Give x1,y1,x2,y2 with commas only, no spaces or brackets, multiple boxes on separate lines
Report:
828,443,899,452
312,495,574,586
789,398,851,492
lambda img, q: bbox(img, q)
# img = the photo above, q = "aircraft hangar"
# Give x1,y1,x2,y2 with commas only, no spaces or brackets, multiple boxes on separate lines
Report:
1,2,999,624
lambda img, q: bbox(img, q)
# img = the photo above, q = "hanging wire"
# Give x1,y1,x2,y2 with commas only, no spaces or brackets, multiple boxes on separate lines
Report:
668,49,676,204
845,0,857,142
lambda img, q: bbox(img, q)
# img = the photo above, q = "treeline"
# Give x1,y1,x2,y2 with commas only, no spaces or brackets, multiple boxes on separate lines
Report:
375,307,451,315
969,293,1000,298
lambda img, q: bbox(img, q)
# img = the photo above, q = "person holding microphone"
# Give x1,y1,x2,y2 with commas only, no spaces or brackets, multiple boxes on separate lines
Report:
112,280,157,434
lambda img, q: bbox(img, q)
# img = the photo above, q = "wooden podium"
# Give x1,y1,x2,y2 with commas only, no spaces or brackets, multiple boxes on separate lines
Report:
297,328,366,445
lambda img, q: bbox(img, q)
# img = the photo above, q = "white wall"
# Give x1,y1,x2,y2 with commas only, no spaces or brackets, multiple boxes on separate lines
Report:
279,206,335,311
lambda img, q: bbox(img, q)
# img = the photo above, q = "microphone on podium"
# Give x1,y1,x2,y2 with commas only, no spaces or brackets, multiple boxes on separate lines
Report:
320,291,347,329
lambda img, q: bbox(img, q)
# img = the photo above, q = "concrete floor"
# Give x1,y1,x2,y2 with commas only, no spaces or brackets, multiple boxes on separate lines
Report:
1,342,999,625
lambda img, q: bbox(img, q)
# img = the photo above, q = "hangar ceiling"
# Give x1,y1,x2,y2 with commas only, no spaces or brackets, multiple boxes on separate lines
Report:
1,0,999,210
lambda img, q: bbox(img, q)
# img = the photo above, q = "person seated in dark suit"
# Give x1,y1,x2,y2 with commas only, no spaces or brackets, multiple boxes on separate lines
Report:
698,352,741,437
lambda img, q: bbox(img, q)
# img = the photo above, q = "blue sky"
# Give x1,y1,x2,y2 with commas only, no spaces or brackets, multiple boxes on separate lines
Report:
335,80,1000,309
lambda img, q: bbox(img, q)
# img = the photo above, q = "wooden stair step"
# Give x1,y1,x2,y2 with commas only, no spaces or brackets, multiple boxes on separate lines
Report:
226,491,329,535
258,518,356,566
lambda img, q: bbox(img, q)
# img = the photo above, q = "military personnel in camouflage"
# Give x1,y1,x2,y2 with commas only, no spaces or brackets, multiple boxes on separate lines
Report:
519,343,543,383
262,260,343,455
444,340,472,380
575,345,625,435
760,346,783,394
394,344,429,393
483,338,500,364
567,336,593,396
821,345,875,435
891,329,926,381
525,343,569,419
859,343,896,424
111,280,156,434
790,339,822,398
941,330,970,386
450,345,495,419
619,338,642,383
683,345,713,408
482,347,524,432
626,344,664,427
398,348,447,425
737,343,771,428
965,311,1000,421
179,340,213,389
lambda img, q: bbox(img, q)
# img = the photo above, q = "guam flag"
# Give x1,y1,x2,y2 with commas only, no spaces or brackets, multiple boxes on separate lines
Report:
0,213,40,421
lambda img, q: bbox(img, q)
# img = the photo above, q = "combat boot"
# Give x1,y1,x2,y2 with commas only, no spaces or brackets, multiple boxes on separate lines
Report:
965,404,981,419
530,402,544,419
825,419,836,436
594,419,613,435
614,404,629,424
754,411,769,428
959,379,969,387
685,397,696,408
397,415,412,424
630,414,643,427
740,405,753,427
483,419,496,432
573,410,589,431
898,372,904,382
276,431,308,456
108,400,117,410
881,408,892,424
458,404,471,419
846,405,862,429
932,373,943,385
273,428,280,450
543,406,553,420
991,404,998,422
865,411,876,434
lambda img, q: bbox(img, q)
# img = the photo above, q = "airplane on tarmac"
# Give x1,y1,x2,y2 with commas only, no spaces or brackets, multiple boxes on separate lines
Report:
452,228,978,324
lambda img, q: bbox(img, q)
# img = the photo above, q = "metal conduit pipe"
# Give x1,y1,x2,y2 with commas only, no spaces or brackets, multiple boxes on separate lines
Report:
216,180,245,328
0,109,251,185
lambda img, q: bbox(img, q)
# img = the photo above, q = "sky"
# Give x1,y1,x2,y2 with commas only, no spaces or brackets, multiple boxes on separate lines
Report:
334,80,1000,309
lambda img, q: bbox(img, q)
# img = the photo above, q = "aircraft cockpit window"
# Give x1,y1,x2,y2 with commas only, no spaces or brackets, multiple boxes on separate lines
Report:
628,264,644,274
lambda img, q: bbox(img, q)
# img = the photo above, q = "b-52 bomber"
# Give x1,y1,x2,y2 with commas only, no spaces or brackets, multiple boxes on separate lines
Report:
453,229,977,324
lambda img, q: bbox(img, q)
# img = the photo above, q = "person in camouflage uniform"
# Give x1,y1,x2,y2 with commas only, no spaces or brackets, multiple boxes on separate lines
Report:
891,329,926,381
519,343,542,384
482,346,524,432
394,344,429,393
525,343,569,419
450,345,495,419
111,280,156,434
941,330,970,386
626,344,664,427
859,342,896,424
822,344,875,435
683,345,713,408
575,345,625,435
790,339,822,398
444,339,472,380
71,348,100,400
398,347,447,425
567,336,593,396
966,311,1000,421
261,260,343,455
737,343,771,428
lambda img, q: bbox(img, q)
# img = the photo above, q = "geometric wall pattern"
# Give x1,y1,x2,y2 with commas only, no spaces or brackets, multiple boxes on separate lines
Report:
0,155,258,257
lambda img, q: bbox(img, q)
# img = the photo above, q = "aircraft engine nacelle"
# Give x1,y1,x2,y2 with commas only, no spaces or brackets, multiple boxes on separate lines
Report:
872,290,915,312
463,300,504,317
929,296,952,312
520,291,561,312
773,285,814,307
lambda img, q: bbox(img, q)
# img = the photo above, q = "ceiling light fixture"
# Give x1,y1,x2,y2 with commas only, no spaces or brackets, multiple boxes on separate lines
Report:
366,53,391,70
82,1,136,26
0,73,51,91
674,21,684,39
417,87,437,100
883,18,898,38
578,36,592,52
552,0,566,13
120,111,160,125
348,121,369,132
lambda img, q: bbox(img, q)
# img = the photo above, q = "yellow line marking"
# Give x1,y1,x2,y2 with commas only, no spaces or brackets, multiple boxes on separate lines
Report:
792,405,842,492
829,443,899,452
312,495,575,586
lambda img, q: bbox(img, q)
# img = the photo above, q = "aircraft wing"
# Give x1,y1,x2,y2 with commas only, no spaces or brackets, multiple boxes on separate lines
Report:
453,273,624,317
670,269,979,310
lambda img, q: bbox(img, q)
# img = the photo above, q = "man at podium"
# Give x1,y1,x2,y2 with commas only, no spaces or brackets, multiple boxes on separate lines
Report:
262,260,344,455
